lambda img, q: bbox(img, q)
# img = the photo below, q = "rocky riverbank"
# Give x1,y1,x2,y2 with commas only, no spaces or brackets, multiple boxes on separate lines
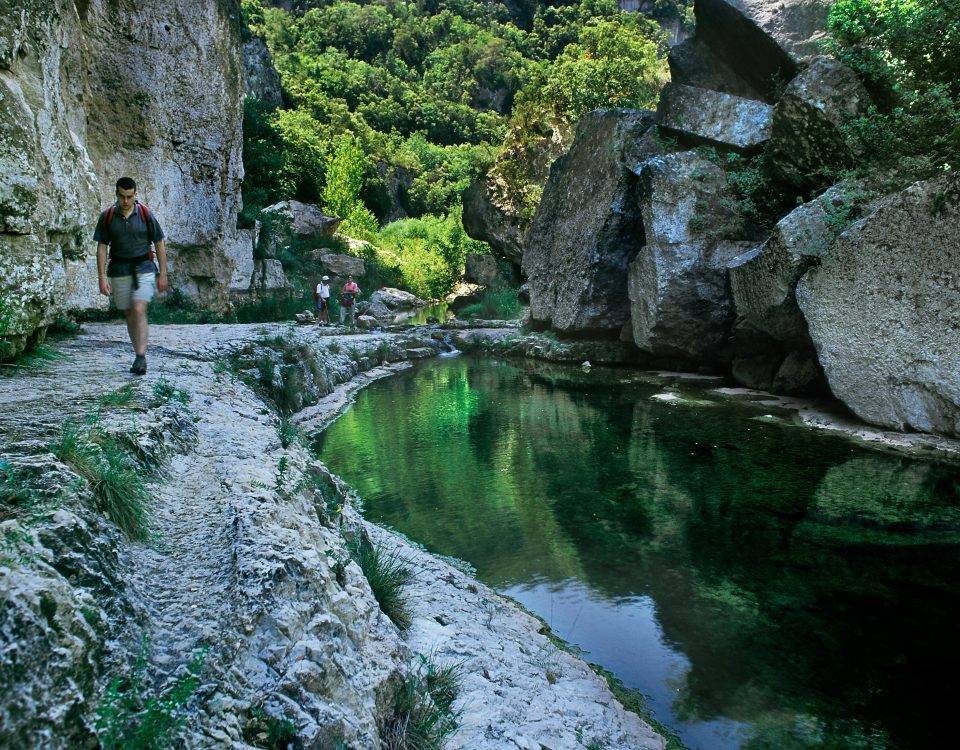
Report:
0,322,665,750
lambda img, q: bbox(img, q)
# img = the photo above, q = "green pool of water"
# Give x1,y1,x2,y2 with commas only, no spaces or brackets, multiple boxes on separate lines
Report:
314,356,960,750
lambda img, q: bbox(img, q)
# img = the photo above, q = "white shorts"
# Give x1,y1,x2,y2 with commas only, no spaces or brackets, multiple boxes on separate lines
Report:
111,273,156,310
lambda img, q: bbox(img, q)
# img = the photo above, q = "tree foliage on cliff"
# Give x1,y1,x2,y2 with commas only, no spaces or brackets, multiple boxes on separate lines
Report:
827,0,960,183
239,0,674,296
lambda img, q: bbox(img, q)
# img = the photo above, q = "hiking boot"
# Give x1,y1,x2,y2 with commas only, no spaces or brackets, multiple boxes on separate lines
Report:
130,355,147,375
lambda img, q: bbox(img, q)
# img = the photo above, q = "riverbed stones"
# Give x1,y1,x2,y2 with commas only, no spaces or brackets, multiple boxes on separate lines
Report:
796,171,960,436
523,109,657,335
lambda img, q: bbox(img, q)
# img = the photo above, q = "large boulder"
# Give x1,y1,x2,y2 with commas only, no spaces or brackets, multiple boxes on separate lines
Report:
320,253,366,279
728,184,860,345
694,0,833,100
796,171,960,436
461,177,526,268
667,38,762,100
522,109,658,335
250,259,290,291
260,201,341,255
769,57,872,190
627,152,745,362
656,83,773,152
727,182,876,393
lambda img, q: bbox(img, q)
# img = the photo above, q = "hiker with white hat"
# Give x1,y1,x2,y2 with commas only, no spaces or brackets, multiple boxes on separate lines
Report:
314,275,331,325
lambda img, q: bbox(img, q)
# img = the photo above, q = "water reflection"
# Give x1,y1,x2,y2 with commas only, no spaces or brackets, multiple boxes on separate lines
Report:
315,357,960,750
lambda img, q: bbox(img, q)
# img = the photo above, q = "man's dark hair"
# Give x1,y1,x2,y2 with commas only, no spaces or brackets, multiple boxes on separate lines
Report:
116,176,137,192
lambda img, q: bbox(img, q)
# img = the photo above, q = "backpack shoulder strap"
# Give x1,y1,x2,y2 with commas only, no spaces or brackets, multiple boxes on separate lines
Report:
136,203,154,244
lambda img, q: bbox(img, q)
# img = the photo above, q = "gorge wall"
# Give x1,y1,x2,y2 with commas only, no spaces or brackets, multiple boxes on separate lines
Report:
0,0,245,356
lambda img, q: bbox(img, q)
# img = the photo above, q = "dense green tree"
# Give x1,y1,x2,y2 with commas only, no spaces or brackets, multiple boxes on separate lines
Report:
827,0,960,182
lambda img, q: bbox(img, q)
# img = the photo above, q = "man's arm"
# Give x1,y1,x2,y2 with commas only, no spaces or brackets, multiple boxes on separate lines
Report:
96,243,110,295
154,239,168,292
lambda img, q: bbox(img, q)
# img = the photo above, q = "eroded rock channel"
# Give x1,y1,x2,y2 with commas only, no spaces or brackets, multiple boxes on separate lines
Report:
0,323,664,750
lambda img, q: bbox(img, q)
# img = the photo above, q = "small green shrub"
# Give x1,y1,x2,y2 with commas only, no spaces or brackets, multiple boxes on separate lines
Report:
347,536,412,629
278,417,303,449
95,636,207,750
52,422,152,541
274,456,290,495
457,283,521,320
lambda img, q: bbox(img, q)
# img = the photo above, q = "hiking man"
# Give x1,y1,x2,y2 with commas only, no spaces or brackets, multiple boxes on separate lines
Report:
339,275,361,326
314,275,331,325
93,177,168,375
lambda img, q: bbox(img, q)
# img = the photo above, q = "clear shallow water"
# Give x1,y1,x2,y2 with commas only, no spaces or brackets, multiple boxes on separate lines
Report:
314,356,960,750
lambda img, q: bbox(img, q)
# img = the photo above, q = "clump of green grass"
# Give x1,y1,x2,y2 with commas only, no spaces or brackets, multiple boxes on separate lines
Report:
0,342,68,375
347,536,412,630
100,384,139,408
151,378,190,407
384,656,462,750
95,635,207,750
52,421,152,541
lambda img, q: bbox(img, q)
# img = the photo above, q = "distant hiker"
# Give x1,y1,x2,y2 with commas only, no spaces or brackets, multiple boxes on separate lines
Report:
93,177,168,376
339,275,361,326
314,275,331,325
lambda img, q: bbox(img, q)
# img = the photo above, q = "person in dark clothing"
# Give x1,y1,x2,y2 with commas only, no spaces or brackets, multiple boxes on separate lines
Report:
93,177,168,375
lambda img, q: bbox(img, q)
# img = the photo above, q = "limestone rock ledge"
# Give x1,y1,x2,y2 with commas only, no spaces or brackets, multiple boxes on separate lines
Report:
0,323,664,749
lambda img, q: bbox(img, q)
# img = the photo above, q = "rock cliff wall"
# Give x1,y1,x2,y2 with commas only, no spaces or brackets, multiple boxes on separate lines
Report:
0,0,244,356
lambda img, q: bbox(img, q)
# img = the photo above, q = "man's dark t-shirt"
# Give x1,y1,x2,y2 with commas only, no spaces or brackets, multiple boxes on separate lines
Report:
92,203,164,277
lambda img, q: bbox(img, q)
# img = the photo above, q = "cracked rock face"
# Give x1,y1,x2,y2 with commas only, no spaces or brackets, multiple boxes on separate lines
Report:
796,171,960,436
0,0,245,355
523,109,657,336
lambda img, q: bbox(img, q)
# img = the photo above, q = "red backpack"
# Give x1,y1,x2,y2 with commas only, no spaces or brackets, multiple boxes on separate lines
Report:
102,203,156,260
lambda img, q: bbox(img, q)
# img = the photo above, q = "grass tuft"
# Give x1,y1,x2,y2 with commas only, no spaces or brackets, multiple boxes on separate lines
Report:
384,656,462,750
52,421,152,541
348,536,412,630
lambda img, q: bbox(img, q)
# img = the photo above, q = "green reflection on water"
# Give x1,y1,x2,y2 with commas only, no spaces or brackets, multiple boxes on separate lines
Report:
315,356,960,750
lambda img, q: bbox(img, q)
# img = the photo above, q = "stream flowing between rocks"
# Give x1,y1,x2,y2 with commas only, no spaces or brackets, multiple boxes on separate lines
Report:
315,355,960,750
